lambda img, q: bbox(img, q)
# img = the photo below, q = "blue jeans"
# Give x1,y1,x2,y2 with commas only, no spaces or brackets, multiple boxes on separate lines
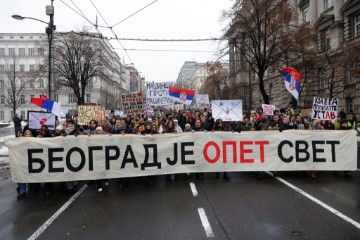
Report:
17,183,26,195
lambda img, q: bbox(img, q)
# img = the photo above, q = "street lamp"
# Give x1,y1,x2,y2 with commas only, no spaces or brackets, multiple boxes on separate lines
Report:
12,1,55,100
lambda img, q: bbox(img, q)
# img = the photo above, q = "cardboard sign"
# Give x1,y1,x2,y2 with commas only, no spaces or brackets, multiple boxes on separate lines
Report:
262,104,276,116
146,81,174,106
28,111,56,130
311,97,338,120
122,92,144,115
77,105,106,125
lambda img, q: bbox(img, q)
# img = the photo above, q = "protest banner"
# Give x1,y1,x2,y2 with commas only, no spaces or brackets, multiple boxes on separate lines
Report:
146,81,174,106
6,130,357,183
28,111,56,130
211,100,243,121
195,94,209,105
262,104,276,116
77,105,106,125
311,97,338,120
122,92,144,115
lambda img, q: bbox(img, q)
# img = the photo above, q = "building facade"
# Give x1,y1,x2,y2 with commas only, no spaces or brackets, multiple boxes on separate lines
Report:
0,33,135,122
227,0,360,114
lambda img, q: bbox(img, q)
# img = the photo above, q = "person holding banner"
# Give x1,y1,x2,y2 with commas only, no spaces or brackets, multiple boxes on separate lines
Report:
95,126,109,192
16,130,33,199
213,119,231,182
164,119,177,183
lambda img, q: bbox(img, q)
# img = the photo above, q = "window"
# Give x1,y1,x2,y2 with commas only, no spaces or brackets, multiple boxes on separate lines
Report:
346,98,353,113
55,94,58,102
355,14,360,38
320,75,327,89
0,95,4,104
69,94,77,103
69,109,77,116
38,48,45,56
30,81,34,88
20,65,25,72
10,65,15,71
0,79,4,90
86,93,91,102
39,79,44,87
9,48,15,56
29,65,35,72
0,65,4,72
0,111,4,120
21,95,25,104
323,0,332,11
0,48,4,56
321,29,331,50
30,95,34,102
28,48,35,56
21,79,25,87
302,6,309,23
21,111,25,119
19,48,25,56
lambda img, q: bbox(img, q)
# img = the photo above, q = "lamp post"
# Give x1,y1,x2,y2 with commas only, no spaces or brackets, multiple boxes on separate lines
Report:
12,0,55,100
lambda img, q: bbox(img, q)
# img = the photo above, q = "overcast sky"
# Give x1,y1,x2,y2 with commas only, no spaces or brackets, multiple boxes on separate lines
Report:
0,0,233,83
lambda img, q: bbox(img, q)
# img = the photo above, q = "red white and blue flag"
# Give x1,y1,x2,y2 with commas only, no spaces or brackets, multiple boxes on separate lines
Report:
281,67,301,100
31,96,62,117
168,86,195,105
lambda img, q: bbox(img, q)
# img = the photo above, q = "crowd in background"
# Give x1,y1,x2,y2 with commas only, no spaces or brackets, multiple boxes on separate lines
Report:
13,106,359,199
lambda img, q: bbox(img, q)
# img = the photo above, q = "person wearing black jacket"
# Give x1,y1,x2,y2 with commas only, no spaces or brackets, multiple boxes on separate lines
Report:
13,114,22,137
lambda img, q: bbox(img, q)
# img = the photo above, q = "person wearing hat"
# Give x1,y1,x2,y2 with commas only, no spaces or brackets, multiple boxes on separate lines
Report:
173,119,183,133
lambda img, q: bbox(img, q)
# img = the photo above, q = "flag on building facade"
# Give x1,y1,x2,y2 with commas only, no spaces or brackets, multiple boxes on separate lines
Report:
168,86,195,105
281,67,301,100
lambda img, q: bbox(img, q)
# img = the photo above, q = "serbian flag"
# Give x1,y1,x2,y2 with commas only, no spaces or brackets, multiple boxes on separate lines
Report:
281,67,301,100
31,97,62,117
169,86,195,105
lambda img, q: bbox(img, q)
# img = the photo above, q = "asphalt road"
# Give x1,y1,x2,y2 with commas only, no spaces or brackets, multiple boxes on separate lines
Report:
0,171,360,240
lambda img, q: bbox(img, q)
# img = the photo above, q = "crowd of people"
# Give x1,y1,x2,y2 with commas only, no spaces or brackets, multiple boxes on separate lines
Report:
13,106,359,199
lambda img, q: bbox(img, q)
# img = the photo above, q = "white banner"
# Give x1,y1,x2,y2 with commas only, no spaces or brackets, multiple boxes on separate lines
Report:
28,111,56,130
196,94,209,105
146,81,174,106
311,97,338,120
211,100,243,121
6,130,357,183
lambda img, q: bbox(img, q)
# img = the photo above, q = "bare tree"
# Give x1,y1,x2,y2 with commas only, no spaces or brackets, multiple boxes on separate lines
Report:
224,0,292,104
53,31,104,105
1,56,38,115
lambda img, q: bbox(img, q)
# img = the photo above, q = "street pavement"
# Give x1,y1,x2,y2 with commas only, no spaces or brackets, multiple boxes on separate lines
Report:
0,171,360,240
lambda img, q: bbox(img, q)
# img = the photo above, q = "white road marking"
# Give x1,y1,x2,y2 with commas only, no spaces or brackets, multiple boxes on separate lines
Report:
266,172,360,230
28,184,88,240
198,208,214,238
190,182,198,197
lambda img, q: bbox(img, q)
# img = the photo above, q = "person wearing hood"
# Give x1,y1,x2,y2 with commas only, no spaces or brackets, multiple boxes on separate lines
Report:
173,119,183,133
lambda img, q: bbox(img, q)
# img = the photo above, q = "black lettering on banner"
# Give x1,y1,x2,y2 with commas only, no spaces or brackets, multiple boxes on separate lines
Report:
121,145,139,169
49,148,64,173
296,141,310,162
141,144,161,170
89,146,103,171
105,146,120,170
312,141,326,162
166,143,178,165
278,140,293,163
66,147,86,172
181,142,195,165
28,149,45,173
326,141,340,162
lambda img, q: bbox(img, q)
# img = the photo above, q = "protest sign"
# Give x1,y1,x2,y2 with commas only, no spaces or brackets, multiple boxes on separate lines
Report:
146,81,174,105
311,97,338,120
6,130,357,183
27,111,56,130
262,104,276,116
122,92,144,115
77,105,106,125
211,100,243,121
196,94,209,105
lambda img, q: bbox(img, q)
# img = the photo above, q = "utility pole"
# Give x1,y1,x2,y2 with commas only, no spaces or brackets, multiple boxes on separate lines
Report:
46,0,55,100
